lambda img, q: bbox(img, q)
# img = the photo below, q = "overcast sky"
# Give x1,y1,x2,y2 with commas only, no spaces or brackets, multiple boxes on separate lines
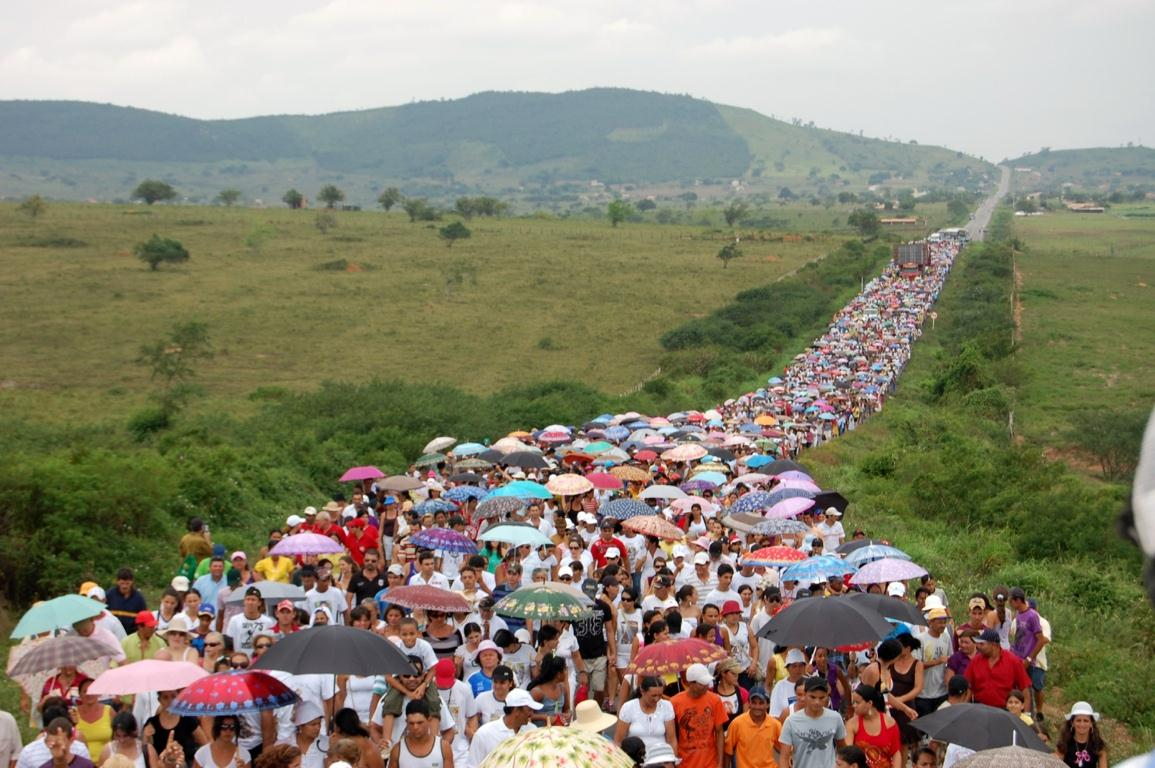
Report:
2,0,1151,161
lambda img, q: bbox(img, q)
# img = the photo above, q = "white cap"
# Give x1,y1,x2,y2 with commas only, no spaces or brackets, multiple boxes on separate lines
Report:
504,689,543,709
387,564,404,576
784,649,807,665
605,547,621,559
825,507,842,517
514,628,533,644
693,552,710,565
887,582,907,597
673,544,690,559
556,566,574,578
294,701,324,725
578,512,597,525
286,514,305,527
86,585,106,601
303,506,318,516
685,663,713,686
170,576,190,592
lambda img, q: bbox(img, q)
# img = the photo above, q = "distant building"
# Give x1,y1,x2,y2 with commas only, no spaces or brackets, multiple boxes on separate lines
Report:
1065,203,1105,213
880,217,919,225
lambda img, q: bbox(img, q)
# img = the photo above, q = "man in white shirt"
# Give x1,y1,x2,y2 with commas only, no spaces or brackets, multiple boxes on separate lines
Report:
409,551,451,589
816,508,845,552
224,587,277,657
462,597,509,642
641,574,678,613
0,709,22,768
704,564,742,607
434,659,477,767
306,569,349,625
731,561,761,594
467,689,540,768
473,667,515,725
677,553,718,608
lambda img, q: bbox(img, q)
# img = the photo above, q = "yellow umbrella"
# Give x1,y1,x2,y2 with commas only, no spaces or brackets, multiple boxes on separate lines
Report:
609,465,649,483
755,414,778,426
479,725,634,768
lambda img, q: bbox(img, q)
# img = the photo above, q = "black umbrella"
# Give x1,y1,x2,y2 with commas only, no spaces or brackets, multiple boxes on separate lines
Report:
811,491,850,514
449,472,482,484
477,449,505,464
755,594,894,647
842,592,927,625
706,447,736,462
910,704,1050,752
765,460,809,475
252,625,416,676
501,451,551,470
836,538,888,555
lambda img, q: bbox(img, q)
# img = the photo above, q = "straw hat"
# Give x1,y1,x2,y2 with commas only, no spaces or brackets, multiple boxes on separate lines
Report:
570,700,617,732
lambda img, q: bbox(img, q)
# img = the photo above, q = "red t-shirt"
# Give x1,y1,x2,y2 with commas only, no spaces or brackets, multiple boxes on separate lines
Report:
964,649,1031,707
589,537,627,568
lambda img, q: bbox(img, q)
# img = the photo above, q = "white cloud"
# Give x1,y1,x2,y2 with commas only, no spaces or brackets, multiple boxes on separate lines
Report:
690,27,846,59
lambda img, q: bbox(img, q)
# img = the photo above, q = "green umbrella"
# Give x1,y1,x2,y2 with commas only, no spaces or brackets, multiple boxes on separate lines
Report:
415,453,446,468
494,583,595,621
583,441,614,455
10,595,105,638
476,521,553,547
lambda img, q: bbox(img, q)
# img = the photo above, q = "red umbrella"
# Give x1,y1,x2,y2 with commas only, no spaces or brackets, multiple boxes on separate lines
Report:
621,515,685,541
561,453,594,466
628,638,727,676
742,546,808,567
585,472,624,491
169,670,298,715
381,585,471,613
634,450,658,462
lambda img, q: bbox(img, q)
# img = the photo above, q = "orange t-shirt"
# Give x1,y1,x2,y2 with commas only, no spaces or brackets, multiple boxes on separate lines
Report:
725,711,782,768
672,690,729,768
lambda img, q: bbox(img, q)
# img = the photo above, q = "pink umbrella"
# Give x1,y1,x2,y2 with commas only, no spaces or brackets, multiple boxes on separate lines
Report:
765,497,816,519
546,473,594,496
661,444,708,462
735,473,772,485
340,466,385,482
89,660,208,696
670,496,711,513
585,472,623,491
270,532,345,557
849,558,929,586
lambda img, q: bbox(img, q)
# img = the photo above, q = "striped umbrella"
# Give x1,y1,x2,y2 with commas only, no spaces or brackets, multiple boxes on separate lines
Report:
599,499,654,520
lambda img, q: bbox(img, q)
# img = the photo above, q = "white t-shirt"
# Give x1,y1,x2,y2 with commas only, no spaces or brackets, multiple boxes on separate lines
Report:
305,587,349,625
389,636,439,673
468,719,535,768
617,698,675,755
473,690,507,725
770,676,801,719
410,572,451,590
193,744,252,768
641,593,677,614
0,712,20,768
437,680,477,744
224,612,276,657
816,521,845,552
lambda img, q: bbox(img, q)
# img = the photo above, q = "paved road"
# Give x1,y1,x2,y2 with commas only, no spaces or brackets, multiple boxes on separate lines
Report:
966,166,1010,242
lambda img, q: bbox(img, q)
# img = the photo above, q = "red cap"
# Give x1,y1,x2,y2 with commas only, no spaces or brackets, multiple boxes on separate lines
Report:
721,600,742,616
135,610,157,627
276,600,295,612
435,658,457,688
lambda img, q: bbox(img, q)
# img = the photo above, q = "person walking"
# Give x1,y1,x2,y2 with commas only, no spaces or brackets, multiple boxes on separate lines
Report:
724,686,780,768
778,678,847,768
670,664,727,768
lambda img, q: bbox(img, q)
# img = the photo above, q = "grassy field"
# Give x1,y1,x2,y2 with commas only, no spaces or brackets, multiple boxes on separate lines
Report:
0,202,860,424
1012,205,1155,446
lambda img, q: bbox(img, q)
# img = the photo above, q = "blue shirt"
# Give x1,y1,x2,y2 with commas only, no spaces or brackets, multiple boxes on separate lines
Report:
192,573,226,608
468,669,494,697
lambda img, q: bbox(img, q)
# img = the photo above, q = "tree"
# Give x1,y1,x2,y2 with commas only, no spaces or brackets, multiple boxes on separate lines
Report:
717,240,743,269
137,321,212,416
897,190,917,211
403,198,440,222
636,199,657,212
847,209,881,237
439,221,472,247
377,187,402,211
455,197,477,220
132,180,177,205
318,185,345,209
216,189,241,207
722,202,749,227
778,187,796,201
18,195,47,219
1067,410,1147,480
282,189,304,209
134,235,189,271
947,196,970,221
315,211,337,234
444,258,478,298
607,199,633,227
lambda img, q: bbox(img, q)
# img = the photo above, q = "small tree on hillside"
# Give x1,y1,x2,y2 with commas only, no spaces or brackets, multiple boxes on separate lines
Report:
135,235,189,271
723,202,749,228
377,187,402,211
439,221,472,247
282,189,304,209
403,198,440,222
217,188,242,207
18,195,47,219
848,209,881,237
608,199,633,227
315,211,338,234
133,180,177,205
318,185,345,209
137,320,213,417
717,240,743,269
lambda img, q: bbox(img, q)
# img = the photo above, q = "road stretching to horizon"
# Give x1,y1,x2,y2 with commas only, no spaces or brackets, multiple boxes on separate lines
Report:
967,165,1011,241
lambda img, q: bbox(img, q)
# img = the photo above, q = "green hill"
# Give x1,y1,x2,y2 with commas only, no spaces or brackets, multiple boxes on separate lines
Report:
1008,146,1155,193
0,88,992,205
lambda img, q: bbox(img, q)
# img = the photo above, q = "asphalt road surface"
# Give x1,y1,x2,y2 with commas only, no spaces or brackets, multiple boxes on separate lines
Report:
966,166,1010,242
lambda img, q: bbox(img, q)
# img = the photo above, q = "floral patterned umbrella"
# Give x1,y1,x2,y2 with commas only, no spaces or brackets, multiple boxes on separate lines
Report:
545,473,594,496
494,584,594,621
479,723,635,768
168,670,298,716
742,546,808,567
474,496,525,520
627,638,728,677
621,515,685,541
608,465,649,483
382,585,471,613
598,498,653,521
661,444,708,462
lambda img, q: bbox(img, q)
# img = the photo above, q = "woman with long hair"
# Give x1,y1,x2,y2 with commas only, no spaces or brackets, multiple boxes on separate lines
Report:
154,590,182,632
99,712,146,768
192,716,250,768
845,684,902,768
613,676,677,757
422,610,463,661
713,658,748,727
75,678,113,762
675,586,701,633
1055,702,1107,768
330,708,383,768
886,634,924,749
527,655,569,726
143,690,207,768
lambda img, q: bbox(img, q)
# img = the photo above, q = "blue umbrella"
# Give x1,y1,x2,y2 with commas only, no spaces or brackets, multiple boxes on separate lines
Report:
414,499,458,514
10,595,105,638
766,487,817,506
745,455,773,469
604,426,630,441
768,377,784,385
691,471,728,486
485,481,552,500
751,518,810,536
599,499,653,520
453,442,487,456
444,486,487,503
782,555,857,583
844,545,912,568
738,423,762,434
477,522,553,547
730,491,777,515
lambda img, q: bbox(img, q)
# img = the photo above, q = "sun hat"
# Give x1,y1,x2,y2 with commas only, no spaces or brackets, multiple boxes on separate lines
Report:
474,640,503,659
685,663,713,686
504,689,543,710
643,743,681,767
926,607,950,621
160,614,192,636
922,595,946,612
571,700,617,732
294,701,323,726
1064,701,1100,721
784,649,807,666
721,600,742,616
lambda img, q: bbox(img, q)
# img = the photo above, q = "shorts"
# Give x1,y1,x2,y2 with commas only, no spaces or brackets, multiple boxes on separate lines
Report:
1029,666,1046,691
585,656,608,693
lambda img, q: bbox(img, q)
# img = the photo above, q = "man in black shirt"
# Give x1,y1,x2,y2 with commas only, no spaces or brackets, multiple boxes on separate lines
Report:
571,576,616,709
346,548,387,607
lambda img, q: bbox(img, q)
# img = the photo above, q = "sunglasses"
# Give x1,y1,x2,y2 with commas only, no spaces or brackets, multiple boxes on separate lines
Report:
218,723,237,731
230,662,249,669
205,642,222,647
558,576,572,582
254,643,272,650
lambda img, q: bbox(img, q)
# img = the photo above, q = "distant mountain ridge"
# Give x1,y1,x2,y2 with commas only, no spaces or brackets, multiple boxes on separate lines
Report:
0,88,992,204
1007,146,1155,192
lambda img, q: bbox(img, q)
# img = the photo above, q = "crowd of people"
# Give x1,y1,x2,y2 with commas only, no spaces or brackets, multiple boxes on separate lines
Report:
1,232,1115,768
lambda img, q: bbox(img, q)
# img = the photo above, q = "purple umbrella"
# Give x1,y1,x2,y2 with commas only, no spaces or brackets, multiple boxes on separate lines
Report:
680,479,717,493
849,557,929,586
765,497,816,519
270,532,345,557
409,528,480,555
340,466,385,482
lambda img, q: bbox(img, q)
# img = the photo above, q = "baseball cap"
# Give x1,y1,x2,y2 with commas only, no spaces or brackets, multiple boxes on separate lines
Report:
79,581,100,596
514,628,533,644
197,604,216,618
170,576,190,592
804,676,830,693
605,547,621,559
85,585,106,602
286,514,305,527
387,564,404,576
721,600,742,616
926,607,949,621
886,582,907,597
825,507,842,517
231,551,246,562
685,663,713,686
294,701,324,725
673,544,690,560
492,666,514,682
135,610,157,627
693,552,710,565
748,686,770,702
276,599,295,612
244,586,263,598
556,566,574,578
947,676,970,696
968,597,986,611
435,659,457,688
303,506,318,516
600,519,616,529
923,595,946,612
976,628,1000,644
1009,587,1027,601
505,689,543,709
784,649,807,666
